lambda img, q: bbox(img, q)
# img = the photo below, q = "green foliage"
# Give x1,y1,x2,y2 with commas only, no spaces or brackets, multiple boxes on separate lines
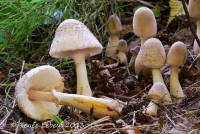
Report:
52,115,64,125
152,8,160,17
0,0,121,71
167,0,185,26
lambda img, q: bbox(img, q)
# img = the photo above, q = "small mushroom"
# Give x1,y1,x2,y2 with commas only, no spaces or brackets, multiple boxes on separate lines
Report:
188,0,200,54
117,39,128,65
15,65,125,120
133,7,157,75
106,14,122,58
49,19,103,96
141,38,172,116
167,41,187,100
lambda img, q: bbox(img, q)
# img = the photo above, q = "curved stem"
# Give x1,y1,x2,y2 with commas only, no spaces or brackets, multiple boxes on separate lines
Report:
170,67,185,98
135,39,147,75
28,89,124,118
128,56,136,69
152,68,164,83
134,51,144,75
73,53,92,96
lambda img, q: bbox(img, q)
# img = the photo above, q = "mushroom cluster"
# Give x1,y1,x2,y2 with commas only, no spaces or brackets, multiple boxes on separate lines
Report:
130,7,188,116
140,38,172,116
15,6,189,123
15,19,125,121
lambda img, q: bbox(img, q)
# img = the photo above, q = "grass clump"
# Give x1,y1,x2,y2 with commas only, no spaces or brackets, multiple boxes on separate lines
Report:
0,0,124,71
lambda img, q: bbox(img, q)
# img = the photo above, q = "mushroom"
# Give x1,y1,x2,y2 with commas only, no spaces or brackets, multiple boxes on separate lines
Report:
133,7,157,75
15,65,64,121
117,39,128,65
167,41,187,99
188,0,200,54
15,65,125,121
49,19,103,96
141,38,172,116
106,14,122,58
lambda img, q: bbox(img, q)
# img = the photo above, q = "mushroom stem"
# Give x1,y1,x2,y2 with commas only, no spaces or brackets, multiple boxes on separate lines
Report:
118,52,127,65
197,20,200,33
170,67,185,98
73,53,92,96
135,38,148,75
129,56,136,70
28,90,124,118
106,34,119,57
146,69,165,116
141,37,148,46
134,52,143,76
152,68,164,83
145,101,158,116
28,89,56,102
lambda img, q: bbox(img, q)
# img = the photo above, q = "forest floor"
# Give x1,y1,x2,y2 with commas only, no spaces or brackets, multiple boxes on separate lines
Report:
0,1,200,134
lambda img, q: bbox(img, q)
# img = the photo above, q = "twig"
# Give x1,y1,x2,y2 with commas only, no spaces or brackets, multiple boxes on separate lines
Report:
14,119,21,134
77,116,111,134
0,102,16,111
181,0,200,47
165,114,177,127
119,124,159,130
0,129,14,134
188,53,200,70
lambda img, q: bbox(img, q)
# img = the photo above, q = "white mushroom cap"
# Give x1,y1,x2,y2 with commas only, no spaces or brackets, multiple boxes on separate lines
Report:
49,19,103,59
106,14,122,34
189,0,200,19
167,41,187,66
141,38,166,69
15,65,64,121
133,7,157,38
